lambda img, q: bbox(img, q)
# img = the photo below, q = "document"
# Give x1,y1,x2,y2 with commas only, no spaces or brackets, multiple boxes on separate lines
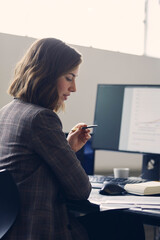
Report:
89,189,160,212
100,203,132,211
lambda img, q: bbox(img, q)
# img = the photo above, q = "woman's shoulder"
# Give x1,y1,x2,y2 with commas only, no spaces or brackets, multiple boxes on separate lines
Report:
13,98,56,114
12,98,61,125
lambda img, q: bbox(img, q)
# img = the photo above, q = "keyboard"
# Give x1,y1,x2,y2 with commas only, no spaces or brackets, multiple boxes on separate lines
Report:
89,174,147,189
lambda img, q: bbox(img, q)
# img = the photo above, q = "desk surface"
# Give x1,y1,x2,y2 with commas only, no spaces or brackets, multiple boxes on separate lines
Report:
88,188,160,226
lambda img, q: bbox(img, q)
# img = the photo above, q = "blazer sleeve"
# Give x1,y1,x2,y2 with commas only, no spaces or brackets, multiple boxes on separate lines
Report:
30,109,91,200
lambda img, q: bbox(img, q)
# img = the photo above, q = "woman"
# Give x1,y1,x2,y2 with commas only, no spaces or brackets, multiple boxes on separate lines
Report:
0,38,145,240
0,38,91,240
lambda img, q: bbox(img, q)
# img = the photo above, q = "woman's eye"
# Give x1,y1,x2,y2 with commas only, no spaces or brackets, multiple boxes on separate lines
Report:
66,77,72,81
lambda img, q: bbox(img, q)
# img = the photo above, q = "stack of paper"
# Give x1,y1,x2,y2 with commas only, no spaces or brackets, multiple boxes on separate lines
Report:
89,188,160,212
124,181,160,196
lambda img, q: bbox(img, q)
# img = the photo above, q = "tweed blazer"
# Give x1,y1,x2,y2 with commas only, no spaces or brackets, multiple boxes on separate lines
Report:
0,99,91,240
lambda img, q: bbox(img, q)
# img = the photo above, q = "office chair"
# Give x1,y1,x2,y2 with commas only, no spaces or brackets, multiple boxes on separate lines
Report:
0,169,20,239
65,133,95,175
76,136,95,175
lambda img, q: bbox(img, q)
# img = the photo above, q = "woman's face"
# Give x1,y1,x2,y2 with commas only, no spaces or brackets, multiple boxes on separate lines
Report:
57,65,79,106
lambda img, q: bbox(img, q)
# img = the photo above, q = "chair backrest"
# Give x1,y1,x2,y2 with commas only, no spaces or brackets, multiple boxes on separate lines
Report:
76,136,95,175
0,169,20,239
65,133,95,175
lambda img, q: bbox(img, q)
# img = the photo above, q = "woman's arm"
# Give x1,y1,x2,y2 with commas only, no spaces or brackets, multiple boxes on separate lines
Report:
31,109,91,200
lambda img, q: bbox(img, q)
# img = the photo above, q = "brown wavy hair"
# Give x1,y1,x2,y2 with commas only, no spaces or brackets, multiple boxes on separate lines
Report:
8,38,82,111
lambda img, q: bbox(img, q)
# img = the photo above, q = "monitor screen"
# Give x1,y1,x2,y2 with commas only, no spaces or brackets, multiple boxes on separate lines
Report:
92,84,160,155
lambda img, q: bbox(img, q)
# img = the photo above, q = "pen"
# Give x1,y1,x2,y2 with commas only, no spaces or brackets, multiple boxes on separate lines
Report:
82,125,98,129
71,125,98,132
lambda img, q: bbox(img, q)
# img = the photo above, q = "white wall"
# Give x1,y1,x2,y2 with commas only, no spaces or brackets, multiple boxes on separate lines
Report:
1,32,160,174
0,33,35,107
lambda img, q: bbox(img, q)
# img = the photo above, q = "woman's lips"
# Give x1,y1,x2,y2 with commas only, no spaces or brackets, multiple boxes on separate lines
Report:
63,94,70,100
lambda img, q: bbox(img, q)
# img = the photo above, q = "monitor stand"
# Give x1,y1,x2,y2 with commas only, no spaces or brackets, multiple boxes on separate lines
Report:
141,154,160,181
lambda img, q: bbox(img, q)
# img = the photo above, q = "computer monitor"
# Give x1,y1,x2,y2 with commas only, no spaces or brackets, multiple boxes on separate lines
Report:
92,84,160,180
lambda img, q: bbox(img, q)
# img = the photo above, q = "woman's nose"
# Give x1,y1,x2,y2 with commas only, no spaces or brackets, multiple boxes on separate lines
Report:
69,80,76,92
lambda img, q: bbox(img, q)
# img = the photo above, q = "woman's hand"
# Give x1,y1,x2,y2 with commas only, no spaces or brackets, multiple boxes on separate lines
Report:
67,123,91,152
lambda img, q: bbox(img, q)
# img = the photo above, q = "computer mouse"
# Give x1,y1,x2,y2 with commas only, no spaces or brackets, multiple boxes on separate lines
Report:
99,182,127,196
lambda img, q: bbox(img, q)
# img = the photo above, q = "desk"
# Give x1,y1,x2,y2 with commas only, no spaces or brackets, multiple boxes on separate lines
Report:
88,188,160,226
68,188,160,227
